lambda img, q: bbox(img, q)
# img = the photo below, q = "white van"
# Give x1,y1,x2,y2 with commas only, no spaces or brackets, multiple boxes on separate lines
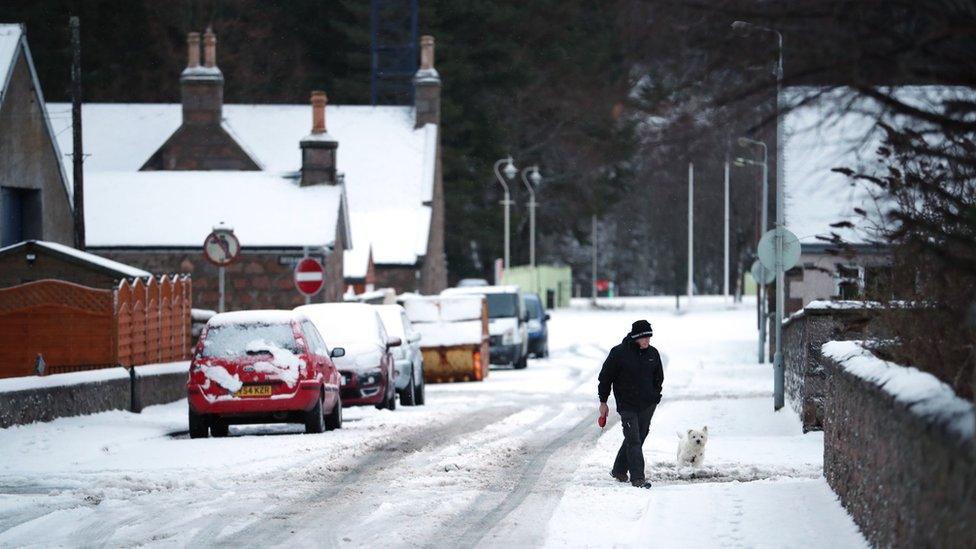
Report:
441,285,529,369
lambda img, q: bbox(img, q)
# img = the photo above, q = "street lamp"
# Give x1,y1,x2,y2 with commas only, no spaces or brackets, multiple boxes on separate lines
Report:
733,19,787,410
520,165,542,268
734,136,770,365
493,156,518,270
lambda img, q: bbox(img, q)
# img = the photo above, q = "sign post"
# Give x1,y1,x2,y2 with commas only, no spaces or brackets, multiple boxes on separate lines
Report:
294,257,325,301
203,223,241,313
757,226,800,410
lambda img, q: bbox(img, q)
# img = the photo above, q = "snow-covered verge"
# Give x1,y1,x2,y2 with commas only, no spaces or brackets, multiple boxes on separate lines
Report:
822,341,975,441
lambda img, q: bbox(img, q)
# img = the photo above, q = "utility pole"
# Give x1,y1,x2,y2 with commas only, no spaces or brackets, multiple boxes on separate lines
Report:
687,161,694,301
70,16,85,249
724,153,730,303
591,214,598,305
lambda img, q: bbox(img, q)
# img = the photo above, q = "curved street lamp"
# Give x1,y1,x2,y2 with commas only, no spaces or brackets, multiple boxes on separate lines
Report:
520,165,542,268
493,156,518,269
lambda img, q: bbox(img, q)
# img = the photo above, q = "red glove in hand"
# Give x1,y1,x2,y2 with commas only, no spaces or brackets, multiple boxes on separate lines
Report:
598,415,607,428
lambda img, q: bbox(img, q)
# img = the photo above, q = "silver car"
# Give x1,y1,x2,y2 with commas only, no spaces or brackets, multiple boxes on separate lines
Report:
374,304,425,406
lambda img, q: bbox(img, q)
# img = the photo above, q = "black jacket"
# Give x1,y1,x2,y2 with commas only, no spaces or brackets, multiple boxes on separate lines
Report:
598,337,664,412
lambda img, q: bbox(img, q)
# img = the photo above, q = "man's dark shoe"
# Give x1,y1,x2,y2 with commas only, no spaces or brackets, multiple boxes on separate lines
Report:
631,478,652,489
611,471,629,483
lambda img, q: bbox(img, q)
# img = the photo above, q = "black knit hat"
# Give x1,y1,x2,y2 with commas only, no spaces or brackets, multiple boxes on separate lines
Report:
629,319,653,339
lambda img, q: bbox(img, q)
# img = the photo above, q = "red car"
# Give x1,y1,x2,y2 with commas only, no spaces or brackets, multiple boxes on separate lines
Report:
187,310,344,438
296,303,401,410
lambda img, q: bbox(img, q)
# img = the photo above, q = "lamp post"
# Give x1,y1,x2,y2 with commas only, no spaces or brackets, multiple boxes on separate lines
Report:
493,156,518,270
520,165,542,268
732,19,786,410
735,136,769,365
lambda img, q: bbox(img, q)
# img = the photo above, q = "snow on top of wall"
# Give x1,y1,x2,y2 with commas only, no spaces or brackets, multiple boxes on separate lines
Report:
822,340,975,441
783,86,976,246
0,24,21,94
413,319,483,347
46,103,436,265
25,240,152,278
79,171,342,248
0,361,187,393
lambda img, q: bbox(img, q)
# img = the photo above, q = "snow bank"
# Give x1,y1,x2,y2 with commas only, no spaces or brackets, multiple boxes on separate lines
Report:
822,341,975,440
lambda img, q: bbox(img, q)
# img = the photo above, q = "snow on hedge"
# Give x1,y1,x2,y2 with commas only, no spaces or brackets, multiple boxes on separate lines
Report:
822,340,975,440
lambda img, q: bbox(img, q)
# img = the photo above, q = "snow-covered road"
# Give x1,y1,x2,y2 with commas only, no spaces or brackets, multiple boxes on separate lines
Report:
0,298,868,548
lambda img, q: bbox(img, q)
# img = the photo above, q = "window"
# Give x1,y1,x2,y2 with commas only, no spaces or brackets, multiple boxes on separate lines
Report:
834,265,864,300
302,321,329,355
201,323,301,358
1,187,41,246
485,294,519,318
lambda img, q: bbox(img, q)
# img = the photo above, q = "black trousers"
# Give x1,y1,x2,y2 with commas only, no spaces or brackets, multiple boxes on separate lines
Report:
611,405,657,481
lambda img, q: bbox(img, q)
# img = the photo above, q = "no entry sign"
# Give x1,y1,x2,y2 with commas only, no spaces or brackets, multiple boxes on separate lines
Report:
294,258,325,296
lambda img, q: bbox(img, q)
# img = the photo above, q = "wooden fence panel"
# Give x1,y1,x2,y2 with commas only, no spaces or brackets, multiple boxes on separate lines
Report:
129,278,147,366
116,279,133,366
145,277,160,364
0,280,115,378
159,276,174,362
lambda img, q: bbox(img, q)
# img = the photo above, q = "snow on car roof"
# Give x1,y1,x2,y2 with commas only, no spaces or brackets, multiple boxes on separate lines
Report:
208,310,302,327
442,285,521,296
47,103,437,265
296,303,385,344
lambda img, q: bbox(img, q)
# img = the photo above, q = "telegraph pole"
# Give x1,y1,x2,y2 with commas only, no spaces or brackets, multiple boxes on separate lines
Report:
687,161,694,300
70,16,85,249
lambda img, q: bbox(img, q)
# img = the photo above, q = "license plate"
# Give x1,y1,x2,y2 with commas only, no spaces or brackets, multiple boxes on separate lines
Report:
235,385,272,397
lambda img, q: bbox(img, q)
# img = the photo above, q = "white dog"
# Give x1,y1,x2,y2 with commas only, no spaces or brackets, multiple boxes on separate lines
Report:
676,426,709,468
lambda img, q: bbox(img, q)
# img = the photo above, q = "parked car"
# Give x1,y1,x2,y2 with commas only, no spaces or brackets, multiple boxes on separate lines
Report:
456,278,490,288
524,292,550,358
187,310,343,438
296,303,401,410
441,285,529,369
374,304,425,405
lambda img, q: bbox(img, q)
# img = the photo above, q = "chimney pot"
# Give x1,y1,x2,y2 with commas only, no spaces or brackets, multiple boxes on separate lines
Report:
186,32,201,68
420,35,435,70
204,27,217,68
311,90,327,134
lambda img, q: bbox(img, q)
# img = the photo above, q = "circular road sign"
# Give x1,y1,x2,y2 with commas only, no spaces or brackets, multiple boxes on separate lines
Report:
757,227,801,272
294,257,325,296
203,226,241,267
750,259,775,285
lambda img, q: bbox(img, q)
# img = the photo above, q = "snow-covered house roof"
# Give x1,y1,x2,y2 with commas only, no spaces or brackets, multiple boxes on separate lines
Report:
1,24,72,207
47,103,437,262
0,240,151,278
783,86,976,248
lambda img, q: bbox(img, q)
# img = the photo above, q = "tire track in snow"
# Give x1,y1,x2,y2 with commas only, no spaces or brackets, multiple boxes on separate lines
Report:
446,406,603,548
187,403,522,547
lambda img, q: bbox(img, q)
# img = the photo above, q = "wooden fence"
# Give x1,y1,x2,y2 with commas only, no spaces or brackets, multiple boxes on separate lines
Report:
0,276,191,379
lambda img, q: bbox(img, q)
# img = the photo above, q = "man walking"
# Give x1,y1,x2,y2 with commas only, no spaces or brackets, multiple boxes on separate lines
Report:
598,319,664,489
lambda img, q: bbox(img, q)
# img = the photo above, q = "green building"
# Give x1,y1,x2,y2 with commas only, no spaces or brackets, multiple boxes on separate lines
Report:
502,265,572,309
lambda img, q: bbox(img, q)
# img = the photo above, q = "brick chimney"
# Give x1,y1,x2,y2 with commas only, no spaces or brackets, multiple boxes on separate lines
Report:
300,90,339,186
413,35,441,128
180,27,223,126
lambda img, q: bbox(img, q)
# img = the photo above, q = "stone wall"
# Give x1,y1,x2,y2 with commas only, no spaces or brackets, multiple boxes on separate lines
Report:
0,363,187,428
822,354,976,548
782,304,880,431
